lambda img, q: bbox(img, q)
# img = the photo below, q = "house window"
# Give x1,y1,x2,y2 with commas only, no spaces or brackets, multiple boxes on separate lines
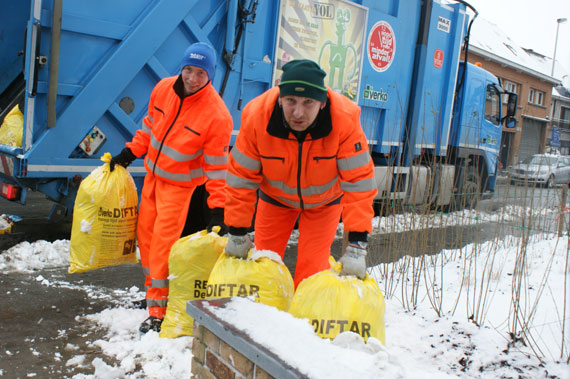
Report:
560,106,570,128
528,88,545,106
560,106,570,121
536,91,544,105
502,79,517,104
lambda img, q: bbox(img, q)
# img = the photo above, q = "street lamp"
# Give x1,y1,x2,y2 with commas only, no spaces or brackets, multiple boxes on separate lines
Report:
551,18,568,77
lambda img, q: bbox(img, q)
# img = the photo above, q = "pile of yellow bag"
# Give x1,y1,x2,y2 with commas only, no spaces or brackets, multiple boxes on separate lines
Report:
161,237,295,338
162,235,385,345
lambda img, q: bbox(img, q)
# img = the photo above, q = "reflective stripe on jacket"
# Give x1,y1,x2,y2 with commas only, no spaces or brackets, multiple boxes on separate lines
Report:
126,76,233,208
226,86,377,233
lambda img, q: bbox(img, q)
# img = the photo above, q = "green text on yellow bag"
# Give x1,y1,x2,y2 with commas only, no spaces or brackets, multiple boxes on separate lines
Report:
160,229,227,338
207,249,294,311
288,256,386,344
69,153,138,273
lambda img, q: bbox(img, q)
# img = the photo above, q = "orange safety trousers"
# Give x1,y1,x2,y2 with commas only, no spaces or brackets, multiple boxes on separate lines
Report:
137,174,195,318
254,199,342,288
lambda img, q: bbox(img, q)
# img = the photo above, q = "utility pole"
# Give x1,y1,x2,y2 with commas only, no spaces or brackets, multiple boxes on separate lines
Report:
551,18,567,77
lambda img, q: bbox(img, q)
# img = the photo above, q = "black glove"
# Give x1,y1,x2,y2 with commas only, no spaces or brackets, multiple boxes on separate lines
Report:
110,147,136,172
207,207,227,235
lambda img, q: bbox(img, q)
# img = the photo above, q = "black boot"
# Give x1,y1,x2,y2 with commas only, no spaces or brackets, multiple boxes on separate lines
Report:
139,316,163,334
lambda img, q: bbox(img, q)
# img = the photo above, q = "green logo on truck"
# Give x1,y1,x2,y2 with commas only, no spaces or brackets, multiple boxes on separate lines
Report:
363,84,388,102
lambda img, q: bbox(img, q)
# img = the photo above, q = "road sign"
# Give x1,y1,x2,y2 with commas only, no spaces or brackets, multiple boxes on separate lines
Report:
551,125,561,147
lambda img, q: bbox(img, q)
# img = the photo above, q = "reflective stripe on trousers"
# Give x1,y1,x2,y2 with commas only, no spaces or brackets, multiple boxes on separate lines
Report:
137,174,195,318
253,198,342,288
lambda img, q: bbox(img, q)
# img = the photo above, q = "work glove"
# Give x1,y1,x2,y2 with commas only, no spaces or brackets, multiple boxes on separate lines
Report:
207,208,227,235
224,232,252,259
110,147,136,172
339,240,368,279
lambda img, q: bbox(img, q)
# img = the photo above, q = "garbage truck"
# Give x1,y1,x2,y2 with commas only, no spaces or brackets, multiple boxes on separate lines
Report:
0,0,517,219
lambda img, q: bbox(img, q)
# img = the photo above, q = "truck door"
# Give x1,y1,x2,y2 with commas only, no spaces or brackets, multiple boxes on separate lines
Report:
480,84,502,175
483,84,502,148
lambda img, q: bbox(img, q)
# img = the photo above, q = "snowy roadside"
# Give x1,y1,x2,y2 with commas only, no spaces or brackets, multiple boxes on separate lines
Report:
1,213,568,378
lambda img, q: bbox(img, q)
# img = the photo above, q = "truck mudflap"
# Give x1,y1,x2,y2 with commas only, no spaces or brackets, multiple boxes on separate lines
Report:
0,153,15,178
0,143,21,173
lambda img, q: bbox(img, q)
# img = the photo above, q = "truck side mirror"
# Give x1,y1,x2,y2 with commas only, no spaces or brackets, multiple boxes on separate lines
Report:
506,93,517,117
505,117,517,128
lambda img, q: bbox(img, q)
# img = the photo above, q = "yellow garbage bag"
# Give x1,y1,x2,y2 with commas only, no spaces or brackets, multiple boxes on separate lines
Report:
69,153,138,273
288,257,386,344
0,105,23,147
207,249,294,311
160,229,227,338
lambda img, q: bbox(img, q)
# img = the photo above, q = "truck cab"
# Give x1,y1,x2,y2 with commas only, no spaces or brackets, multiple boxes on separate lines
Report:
448,62,517,206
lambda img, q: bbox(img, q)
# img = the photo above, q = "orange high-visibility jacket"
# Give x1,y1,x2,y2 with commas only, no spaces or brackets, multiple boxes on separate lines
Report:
127,76,233,209
226,86,377,233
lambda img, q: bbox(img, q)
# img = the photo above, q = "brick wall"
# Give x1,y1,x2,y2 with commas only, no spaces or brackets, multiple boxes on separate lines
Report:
191,320,273,379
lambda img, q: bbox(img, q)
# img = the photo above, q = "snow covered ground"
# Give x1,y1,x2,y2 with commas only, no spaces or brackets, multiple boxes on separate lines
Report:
0,208,568,378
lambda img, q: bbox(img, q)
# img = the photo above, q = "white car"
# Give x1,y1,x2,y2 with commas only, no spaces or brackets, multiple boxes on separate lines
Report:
509,154,570,188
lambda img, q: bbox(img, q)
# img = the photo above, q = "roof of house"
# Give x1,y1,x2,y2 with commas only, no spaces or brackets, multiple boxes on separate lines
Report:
468,17,570,90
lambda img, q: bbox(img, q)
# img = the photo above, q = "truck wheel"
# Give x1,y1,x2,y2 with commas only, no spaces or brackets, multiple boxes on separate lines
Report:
545,176,555,188
457,166,481,209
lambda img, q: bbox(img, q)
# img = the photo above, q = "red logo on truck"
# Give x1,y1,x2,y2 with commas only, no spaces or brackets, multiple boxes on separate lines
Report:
367,21,396,72
434,49,444,68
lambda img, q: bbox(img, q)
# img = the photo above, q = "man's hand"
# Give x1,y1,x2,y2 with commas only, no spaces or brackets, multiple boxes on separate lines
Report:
224,233,252,258
339,241,367,279
110,148,136,172
207,208,227,235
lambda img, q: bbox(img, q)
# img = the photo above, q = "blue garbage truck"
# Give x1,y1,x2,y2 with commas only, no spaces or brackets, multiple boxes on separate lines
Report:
0,0,517,218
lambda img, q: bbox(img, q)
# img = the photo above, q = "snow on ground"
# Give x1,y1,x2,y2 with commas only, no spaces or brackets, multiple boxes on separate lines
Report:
1,209,569,378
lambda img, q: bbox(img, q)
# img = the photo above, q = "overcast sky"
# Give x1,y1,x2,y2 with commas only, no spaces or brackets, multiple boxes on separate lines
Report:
465,0,570,75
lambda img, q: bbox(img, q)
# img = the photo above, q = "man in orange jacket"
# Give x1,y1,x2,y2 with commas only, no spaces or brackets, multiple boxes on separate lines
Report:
224,59,377,287
110,42,233,333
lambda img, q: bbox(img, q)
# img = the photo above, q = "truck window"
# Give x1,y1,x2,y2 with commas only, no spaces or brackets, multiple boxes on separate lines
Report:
485,85,501,125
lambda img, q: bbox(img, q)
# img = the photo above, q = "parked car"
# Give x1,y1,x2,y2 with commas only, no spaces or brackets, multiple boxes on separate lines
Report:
509,154,570,187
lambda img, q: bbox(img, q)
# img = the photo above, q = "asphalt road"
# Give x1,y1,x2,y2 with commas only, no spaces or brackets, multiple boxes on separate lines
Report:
1,191,73,251
0,264,145,378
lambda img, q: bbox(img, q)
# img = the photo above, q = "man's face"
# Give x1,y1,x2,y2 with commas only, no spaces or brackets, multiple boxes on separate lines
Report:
181,65,209,95
278,95,324,132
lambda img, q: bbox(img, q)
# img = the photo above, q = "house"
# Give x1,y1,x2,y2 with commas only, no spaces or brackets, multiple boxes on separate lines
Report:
462,17,566,167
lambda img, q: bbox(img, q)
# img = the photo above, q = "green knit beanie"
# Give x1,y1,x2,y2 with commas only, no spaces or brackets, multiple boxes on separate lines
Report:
278,59,327,102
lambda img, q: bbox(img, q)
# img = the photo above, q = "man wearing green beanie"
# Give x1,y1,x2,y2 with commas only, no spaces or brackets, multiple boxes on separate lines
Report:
224,59,377,286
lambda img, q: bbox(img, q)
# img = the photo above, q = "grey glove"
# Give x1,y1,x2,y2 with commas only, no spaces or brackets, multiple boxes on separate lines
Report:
225,233,252,258
339,241,367,279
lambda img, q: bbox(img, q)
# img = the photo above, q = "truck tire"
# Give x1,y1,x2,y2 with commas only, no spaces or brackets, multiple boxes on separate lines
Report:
456,166,481,209
545,175,555,189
